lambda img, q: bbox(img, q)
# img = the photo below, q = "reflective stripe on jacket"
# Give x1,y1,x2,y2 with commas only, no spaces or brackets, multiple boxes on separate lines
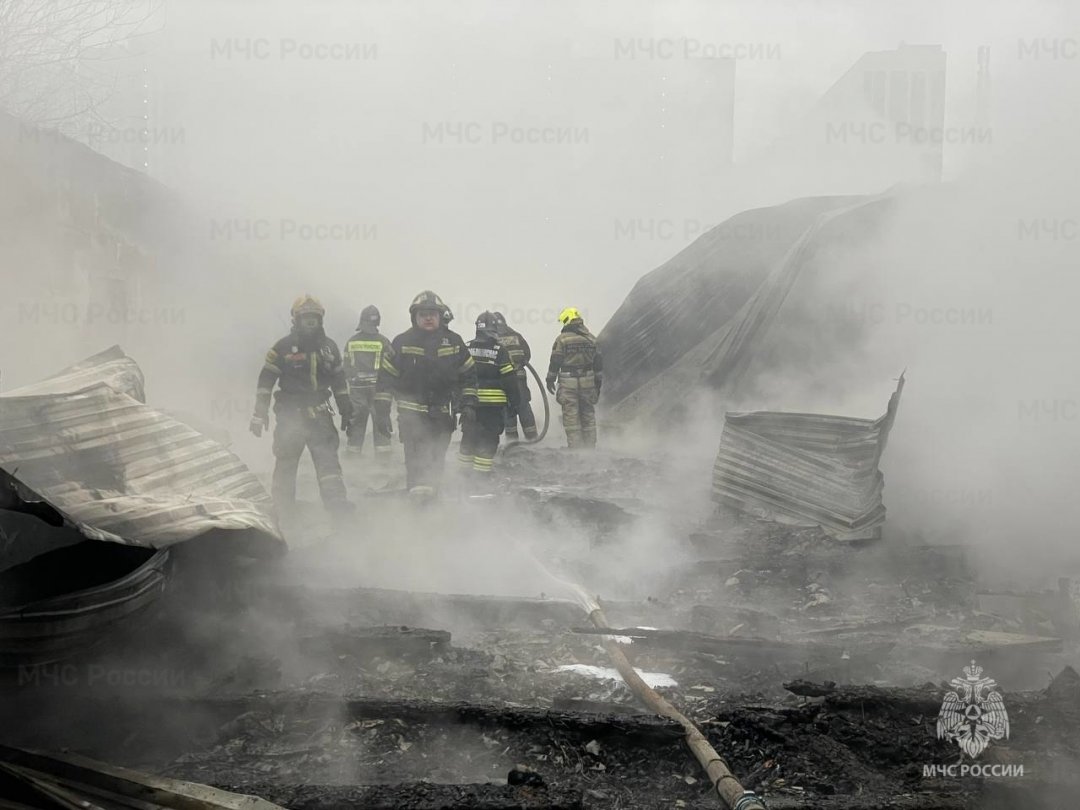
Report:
466,338,522,409
546,321,602,385
345,330,392,388
255,330,350,417
379,326,478,414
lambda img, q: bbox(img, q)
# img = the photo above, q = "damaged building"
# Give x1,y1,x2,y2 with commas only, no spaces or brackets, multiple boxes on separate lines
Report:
3,191,1078,807
2,6,1078,810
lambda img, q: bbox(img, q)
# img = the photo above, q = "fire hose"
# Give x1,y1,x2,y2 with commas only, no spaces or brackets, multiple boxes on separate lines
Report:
502,362,550,451
518,546,767,810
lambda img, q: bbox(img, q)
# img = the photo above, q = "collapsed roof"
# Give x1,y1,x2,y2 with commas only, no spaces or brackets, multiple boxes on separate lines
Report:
598,191,907,538
600,193,896,425
0,346,283,563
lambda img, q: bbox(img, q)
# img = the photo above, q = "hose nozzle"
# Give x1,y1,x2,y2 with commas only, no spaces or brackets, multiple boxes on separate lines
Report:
732,791,766,810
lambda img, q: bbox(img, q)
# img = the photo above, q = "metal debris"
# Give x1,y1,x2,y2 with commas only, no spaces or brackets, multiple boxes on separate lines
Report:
0,743,285,810
0,346,283,554
712,374,904,541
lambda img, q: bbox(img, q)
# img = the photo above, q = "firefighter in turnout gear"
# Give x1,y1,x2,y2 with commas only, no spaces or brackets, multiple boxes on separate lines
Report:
458,312,522,492
490,311,537,441
344,305,393,456
546,307,602,449
251,295,353,512
378,290,478,497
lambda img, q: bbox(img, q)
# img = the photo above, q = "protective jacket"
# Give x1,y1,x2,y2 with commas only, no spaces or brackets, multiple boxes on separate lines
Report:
254,327,351,508
458,335,520,481
466,337,522,410
496,325,531,372
546,321,602,386
345,329,392,389
380,326,478,416
546,319,601,448
256,330,352,418
343,326,393,452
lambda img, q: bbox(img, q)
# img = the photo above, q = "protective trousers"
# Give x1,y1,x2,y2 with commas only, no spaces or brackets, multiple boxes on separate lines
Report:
460,408,504,477
504,374,538,439
556,375,598,448
346,385,392,453
399,410,453,491
272,408,347,508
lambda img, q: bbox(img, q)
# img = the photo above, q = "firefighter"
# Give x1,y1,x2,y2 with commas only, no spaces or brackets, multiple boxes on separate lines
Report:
250,295,353,513
458,312,522,493
378,290,478,497
491,311,537,441
546,307,602,449
343,305,393,457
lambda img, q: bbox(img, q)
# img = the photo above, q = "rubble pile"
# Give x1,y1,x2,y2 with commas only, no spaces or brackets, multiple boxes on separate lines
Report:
2,417,1079,806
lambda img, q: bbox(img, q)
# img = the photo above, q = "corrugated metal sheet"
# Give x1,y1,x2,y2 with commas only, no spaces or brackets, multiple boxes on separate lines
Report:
5,345,146,401
0,347,283,554
0,744,286,810
0,548,169,666
712,375,904,541
606,195,895,426
598,196,856,405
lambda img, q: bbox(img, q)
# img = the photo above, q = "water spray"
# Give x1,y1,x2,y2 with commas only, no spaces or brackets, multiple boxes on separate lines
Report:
515,541,767,810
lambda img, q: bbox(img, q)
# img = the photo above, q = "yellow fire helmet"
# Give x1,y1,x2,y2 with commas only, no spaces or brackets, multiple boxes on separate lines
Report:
558,307,582,325
291,294,326,320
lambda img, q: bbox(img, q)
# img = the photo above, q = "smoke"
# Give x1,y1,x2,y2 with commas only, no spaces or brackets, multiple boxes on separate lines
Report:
720,174,1079,585
2,0,1078,596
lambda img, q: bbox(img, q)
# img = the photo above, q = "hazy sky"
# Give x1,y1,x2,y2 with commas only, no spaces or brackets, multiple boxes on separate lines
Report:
125,0,1077,335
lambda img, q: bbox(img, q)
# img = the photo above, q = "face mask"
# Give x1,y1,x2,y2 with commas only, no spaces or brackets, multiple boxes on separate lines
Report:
296,315,322,334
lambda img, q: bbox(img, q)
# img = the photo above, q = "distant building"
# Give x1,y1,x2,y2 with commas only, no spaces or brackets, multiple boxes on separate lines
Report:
0,109,183,385
86,38,161,176
747,44,949,197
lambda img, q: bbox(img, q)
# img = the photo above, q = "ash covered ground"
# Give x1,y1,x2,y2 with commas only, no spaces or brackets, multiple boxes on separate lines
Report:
3,441,1079,809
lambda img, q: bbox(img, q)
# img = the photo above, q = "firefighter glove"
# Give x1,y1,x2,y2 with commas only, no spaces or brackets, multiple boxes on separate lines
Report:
545,376,557,395
249,414,268,438
460,404,477,427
